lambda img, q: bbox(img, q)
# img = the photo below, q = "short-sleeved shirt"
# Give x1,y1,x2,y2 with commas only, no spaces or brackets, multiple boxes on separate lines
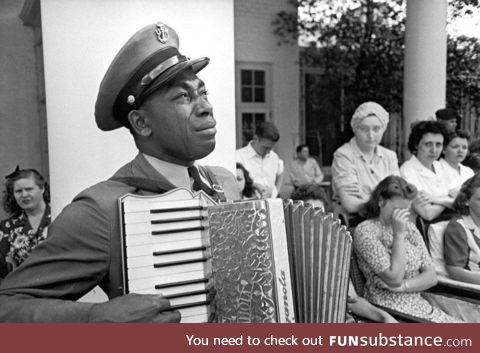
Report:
236,141,284,198
439,159,474,193
444,215,480,271
289,157,323,186
400,155,450,197
331,137,399,200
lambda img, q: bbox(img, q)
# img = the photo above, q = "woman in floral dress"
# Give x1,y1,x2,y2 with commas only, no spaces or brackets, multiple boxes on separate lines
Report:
0,167,50,274
353,175,462,322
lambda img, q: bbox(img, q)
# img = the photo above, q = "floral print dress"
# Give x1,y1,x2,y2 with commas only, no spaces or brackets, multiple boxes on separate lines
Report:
354,219,461,323
0,206,50,267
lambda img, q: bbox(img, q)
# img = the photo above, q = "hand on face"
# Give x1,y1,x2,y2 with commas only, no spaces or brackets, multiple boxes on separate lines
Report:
391,208,409,235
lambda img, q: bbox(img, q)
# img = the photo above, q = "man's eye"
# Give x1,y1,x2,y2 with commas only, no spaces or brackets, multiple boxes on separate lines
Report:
175,92,190,100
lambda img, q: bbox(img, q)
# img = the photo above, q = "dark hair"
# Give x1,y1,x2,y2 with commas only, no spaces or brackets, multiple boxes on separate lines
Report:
255,122,280,142
463,153,480,173
469,138,480,154
407,120,448,154
435,108,461,123
296,144,308,154
2,169,50,217
236,163,256,198
453,174,480,215
363,175,418,219
444,129,470,147
291,184,332,211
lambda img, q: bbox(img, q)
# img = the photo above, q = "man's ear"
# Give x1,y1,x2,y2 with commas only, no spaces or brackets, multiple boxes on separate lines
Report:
127,110,152,136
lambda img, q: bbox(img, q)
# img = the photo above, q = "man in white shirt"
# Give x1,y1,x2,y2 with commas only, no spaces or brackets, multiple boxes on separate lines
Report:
236,122,284,198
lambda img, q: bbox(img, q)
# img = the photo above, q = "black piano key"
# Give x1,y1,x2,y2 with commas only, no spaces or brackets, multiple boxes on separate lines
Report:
153,257,208,268
170,300,211,311
151,226,205,235
155,277,209,290
153,246,207,256
163,289,210,300
150,206,204,213
151,216,204,224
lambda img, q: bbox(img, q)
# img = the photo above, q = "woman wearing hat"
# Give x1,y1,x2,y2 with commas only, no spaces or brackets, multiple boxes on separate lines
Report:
0,167,50,275
332,102,400,227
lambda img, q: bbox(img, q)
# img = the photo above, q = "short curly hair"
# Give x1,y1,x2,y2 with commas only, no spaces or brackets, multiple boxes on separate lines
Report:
2,169,50,217
363,175,417,219
407,120,448,154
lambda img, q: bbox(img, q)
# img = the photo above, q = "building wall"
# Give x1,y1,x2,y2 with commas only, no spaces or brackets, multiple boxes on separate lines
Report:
234,0,300,196
0,0,43,220
41,0,236,217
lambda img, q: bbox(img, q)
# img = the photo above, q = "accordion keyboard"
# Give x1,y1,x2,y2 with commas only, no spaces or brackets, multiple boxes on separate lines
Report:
121,196,213,323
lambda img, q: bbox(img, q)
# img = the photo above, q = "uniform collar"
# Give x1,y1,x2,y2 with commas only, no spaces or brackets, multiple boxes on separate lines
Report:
142,153,191,189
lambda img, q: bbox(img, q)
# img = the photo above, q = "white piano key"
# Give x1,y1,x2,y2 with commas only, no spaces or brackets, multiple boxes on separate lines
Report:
125,219,205,235
127,270,208,292
124,209,204,224
123,197,204,213
180,314,209,323
125,230,208,247
134,280,210,296
178,305,210,319
127,249,208,268
170,293,208,307
126,238,209,257
127,261,207,280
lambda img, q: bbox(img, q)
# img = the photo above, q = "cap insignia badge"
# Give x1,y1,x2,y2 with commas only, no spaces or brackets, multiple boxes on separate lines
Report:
155,22,169,43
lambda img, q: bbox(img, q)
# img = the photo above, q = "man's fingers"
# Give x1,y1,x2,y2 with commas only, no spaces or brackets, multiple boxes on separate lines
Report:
152,310,181,323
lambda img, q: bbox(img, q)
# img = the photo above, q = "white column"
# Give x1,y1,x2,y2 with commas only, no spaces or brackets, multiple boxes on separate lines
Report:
403,0,447,141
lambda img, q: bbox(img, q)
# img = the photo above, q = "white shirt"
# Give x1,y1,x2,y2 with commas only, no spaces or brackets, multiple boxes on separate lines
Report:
439,158,474,192
400,155,449,197
235,142,284,198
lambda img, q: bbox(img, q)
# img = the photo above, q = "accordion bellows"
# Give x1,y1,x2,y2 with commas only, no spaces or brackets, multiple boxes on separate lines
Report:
120,188,352,323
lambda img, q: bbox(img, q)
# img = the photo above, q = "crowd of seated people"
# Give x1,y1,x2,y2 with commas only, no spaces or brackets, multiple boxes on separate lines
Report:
234,104,480,322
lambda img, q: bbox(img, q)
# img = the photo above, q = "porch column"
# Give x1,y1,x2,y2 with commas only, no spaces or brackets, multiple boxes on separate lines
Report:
403,0,447,148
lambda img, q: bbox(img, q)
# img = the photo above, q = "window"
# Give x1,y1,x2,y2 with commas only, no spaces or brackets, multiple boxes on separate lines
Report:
236,63,271,147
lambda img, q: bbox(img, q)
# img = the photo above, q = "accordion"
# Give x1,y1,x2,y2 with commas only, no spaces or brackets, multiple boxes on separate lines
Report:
119,188,352,323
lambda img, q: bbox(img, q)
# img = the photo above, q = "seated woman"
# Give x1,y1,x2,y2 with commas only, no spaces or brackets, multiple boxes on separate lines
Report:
400,120,454,221
353,175,461,322
439,130,474,199
332,102,399,226
236,163,260,200
444,174,480,285
0,167,50,272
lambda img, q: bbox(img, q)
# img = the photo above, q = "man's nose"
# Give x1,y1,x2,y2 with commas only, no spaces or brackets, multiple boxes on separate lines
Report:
195,96,212,117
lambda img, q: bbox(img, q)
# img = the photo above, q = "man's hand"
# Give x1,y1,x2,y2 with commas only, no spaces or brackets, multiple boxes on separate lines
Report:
89,293,181,323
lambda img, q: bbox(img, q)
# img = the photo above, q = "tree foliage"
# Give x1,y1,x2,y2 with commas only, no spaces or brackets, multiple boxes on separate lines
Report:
273,0,480,128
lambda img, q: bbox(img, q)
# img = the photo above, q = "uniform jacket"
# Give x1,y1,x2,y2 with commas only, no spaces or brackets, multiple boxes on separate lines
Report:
0,154,239,322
